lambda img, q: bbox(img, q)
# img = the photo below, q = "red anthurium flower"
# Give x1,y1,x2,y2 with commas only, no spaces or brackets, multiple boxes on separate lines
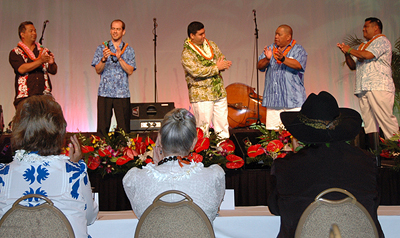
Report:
247,144,264,158
266,140,284,153
187,152,203,163
116,155,134,165
135,141,147,155
226,154,244,169
194,137,210,153
124,147,138,159
220,139,235,153
145,157,153,164
87,156,101,170
145,137,155,146
380,150,392,158
196,128,204,140
98,147,112,157
281,130,291,138
276,153,287,159
81,145,94,154
133,135,143,143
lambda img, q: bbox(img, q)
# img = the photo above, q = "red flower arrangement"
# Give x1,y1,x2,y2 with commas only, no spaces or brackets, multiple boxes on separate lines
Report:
63,129,154,176
245,124,304,167
379,133,400,171
189,128,244,169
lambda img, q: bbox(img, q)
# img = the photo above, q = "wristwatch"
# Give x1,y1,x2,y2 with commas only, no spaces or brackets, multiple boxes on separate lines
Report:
101,58,107,63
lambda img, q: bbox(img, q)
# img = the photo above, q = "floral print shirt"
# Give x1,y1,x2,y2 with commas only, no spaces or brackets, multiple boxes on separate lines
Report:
91,41,136,98
354,35,395,95
181,39,227,102
0,151,98,238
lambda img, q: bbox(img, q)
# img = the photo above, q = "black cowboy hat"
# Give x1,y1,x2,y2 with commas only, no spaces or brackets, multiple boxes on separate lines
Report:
280,91,362,143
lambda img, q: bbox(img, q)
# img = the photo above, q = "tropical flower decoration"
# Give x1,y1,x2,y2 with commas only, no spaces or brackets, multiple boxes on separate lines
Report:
245,124,304,167
379,133,400,171
63,129,155,176
188,128,244,169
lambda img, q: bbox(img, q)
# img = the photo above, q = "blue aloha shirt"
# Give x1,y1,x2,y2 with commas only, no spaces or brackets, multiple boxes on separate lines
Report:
0,151,98,238
91,41,136,98
258,40,307,109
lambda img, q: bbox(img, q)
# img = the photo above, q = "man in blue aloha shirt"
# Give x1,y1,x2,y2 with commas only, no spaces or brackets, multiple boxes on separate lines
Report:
91,19,136,136
257,25,307,130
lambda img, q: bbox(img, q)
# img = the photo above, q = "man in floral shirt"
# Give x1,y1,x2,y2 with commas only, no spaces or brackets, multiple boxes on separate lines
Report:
9,21,57,108
92,19,136,136
337,17,398,140
181,21,232,139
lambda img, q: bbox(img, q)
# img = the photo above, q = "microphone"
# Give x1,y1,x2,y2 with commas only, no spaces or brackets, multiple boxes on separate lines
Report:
44,20,49,24
253,9,256,17
153,18,158,28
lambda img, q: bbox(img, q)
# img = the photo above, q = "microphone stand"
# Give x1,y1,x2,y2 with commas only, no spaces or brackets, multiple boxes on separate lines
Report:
39,20,49,45
253,11,262,125
153,18,158,103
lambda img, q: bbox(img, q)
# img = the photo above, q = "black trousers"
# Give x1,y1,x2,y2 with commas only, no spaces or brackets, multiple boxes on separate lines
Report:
97,96,130,136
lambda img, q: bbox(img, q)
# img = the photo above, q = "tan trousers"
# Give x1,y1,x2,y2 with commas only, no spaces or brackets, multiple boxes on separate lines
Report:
358,90,399,139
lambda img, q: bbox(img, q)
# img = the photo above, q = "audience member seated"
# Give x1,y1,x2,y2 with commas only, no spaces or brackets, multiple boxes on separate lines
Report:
268,91,384,238
123,108,225,222
0,95,98,238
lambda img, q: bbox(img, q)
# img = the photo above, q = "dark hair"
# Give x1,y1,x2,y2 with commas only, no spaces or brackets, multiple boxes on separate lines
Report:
187,21,204,37
18,21,34,40
365,17,383,32
111,19,125,30
160,108,197,156
11,95,67,156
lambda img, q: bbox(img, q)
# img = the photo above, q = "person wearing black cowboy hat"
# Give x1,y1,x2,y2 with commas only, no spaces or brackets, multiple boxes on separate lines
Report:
267,91,383,238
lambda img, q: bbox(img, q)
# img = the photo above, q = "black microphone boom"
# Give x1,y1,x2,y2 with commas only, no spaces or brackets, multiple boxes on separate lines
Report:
39,20,49,45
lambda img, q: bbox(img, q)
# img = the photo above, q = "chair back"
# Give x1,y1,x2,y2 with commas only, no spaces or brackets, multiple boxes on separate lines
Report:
135,190,215,238
295,188,378,238
0,194,75,238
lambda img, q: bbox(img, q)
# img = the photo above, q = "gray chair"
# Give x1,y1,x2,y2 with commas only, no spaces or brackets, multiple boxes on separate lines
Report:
135,190,215,238
295,187,378,238
0,194,75,238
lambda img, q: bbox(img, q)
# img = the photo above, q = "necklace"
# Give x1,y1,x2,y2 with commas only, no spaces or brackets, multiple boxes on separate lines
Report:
158,156,191,167
102,41,129,63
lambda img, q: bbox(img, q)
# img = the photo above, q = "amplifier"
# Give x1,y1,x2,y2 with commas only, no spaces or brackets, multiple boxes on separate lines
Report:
130,102,175,131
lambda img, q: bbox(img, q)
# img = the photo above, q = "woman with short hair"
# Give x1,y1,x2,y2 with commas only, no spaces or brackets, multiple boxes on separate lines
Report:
123,108,225,222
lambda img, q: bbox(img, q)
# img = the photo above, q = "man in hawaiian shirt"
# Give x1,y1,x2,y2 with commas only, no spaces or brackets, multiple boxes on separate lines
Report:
92,19,136,136
257,25,307,130
181,21,232,139
337,17,398,140
9,21,58,108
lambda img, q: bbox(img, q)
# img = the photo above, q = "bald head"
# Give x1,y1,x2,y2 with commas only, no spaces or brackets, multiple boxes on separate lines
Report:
278,25,293,38
275,25,293,48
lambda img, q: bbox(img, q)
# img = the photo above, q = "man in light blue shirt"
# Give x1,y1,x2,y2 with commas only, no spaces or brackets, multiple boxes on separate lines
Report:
91,19,136,136
258,25,307,130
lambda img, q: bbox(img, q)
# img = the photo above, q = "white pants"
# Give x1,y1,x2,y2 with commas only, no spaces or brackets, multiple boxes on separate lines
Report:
266,107,301,130
191,97,230,139
358,90,399,139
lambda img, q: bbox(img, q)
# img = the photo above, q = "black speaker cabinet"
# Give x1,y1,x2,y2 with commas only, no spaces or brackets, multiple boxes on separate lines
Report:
130,102,175,131
229,128,263,169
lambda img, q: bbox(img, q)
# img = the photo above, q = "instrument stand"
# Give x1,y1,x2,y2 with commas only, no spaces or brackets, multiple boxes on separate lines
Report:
153,18,158,103
253,10,262,125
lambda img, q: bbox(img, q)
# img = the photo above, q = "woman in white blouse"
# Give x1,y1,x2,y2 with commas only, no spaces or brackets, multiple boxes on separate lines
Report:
0,95,98,238
123,108,225,222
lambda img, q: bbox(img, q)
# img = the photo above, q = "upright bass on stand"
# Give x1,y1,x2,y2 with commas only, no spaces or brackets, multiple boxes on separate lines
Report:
226,83,266,128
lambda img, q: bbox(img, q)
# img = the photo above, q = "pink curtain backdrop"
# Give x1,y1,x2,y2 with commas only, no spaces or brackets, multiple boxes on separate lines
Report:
1,0,399,132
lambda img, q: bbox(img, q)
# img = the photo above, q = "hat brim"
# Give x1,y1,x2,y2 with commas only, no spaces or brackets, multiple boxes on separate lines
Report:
280,108,362,143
